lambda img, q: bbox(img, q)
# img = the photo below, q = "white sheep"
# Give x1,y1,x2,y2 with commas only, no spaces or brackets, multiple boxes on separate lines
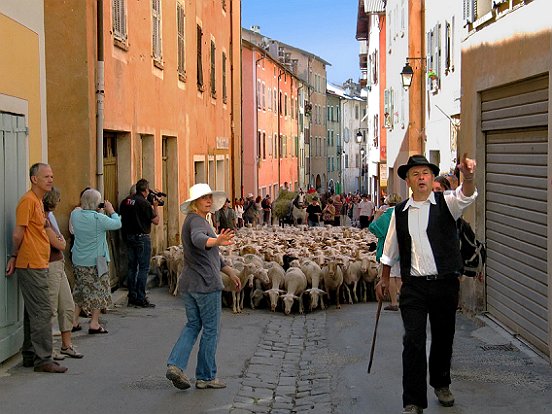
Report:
281,267,307,315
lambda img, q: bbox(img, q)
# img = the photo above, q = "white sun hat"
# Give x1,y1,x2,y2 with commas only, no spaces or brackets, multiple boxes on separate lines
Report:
180,183,227,213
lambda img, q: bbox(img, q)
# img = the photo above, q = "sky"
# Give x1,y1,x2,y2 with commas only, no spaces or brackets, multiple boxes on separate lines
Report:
241,0,360,85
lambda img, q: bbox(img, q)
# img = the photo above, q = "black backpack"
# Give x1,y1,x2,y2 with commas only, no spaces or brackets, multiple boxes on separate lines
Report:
457,218,486,277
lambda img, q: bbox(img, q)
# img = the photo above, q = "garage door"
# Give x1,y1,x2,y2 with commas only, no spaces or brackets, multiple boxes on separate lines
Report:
482,75,549,356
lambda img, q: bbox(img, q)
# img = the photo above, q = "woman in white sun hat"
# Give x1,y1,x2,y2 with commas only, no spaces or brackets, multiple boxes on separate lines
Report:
165,183,242,391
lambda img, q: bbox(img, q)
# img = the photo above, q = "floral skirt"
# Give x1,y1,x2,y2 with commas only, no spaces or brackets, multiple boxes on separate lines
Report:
72,265,112,310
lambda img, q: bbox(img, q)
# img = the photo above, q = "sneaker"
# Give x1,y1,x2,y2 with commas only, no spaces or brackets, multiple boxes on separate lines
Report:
166,365,191,390
60,345,84,359
434,387,455,407
195,378,227,389
53,351,66,361
402,405,423,414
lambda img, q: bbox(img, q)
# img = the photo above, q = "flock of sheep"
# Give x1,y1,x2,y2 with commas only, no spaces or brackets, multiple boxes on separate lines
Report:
151,225,380,315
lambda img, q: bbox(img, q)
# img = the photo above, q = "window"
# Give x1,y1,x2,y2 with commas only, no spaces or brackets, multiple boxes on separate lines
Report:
355,105,359,120
176,2,185,78
262,132,266,159
279,91,282,115
152,0,162,61
210,40,216,97
274,134,278,158
257,131,261,160
196,25,203,89
112,0,127,41
257,80,261,109
262,82,266,110
267,87,271,112
373,114,379,147
273,88,277,115
284,94,288,116
222,52,227,102
444,20,453,74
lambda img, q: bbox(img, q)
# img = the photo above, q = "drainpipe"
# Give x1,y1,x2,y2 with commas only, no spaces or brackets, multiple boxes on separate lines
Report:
96,0,105,196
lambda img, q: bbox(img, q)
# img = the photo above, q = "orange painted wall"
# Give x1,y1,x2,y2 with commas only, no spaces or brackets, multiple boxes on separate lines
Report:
242,42,298,198
45,0,241,250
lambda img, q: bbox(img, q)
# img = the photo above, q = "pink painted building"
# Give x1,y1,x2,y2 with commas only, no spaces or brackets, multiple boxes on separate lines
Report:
242,39,299,199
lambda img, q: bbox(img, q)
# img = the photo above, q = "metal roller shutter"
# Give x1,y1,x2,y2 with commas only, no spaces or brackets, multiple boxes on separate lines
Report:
482,75,549,356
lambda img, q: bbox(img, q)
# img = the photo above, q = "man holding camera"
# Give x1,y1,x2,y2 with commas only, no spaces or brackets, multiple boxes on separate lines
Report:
120,178,160,308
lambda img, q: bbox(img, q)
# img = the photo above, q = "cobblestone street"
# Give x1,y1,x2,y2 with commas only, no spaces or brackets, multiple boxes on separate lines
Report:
1,287,552,414
231,314,332,413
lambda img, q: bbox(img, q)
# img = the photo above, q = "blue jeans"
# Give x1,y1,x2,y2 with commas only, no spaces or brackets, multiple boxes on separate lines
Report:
126,234,151,303
167,291,222,381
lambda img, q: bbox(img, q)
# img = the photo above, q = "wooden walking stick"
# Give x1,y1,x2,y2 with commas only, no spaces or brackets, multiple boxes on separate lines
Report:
367,299,383,374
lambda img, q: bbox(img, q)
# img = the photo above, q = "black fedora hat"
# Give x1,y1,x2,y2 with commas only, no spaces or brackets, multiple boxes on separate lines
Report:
398,155,440,180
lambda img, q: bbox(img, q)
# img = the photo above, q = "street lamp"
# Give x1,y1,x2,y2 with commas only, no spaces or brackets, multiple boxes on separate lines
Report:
400,61,414,90
400,57,426,91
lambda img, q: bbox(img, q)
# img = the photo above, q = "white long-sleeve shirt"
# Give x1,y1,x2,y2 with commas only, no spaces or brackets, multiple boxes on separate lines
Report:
380,185,477,277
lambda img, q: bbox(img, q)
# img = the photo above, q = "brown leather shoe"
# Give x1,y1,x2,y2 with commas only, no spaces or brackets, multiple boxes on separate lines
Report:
34,361,68,373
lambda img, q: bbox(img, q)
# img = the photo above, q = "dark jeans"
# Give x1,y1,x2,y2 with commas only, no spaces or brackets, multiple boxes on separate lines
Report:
400,276,459,409
126,234,152,303
359,215,370,229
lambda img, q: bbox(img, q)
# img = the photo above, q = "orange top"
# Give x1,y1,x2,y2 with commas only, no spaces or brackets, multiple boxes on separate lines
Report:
15,191,50,269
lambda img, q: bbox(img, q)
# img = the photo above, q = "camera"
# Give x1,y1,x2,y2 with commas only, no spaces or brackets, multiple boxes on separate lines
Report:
147,190,166,206
98,202,105,209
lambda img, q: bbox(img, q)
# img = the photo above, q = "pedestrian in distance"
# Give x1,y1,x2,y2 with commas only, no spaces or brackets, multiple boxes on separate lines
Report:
71,189,121,335
166,183,241,391
376,154,477,414
242,193,256,226
261,194,272,225
5,163,68,373
120,178,160,308
43,188,83,359
433,175,452,193
234,197,244,228
215,198,237,232
306,196,322,227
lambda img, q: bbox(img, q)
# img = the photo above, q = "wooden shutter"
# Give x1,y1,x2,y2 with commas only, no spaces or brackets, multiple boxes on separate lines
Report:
196,25,203,88
210,40,216,97
152,0,162,59
113,0,127,40
222,52,227,102
177,2,185,76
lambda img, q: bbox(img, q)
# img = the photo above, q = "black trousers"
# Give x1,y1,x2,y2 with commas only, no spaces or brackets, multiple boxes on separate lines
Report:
400,276,459,409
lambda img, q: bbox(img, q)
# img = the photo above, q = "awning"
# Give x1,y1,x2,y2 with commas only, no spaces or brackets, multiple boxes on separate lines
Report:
364,0,386,14
356,0,386,40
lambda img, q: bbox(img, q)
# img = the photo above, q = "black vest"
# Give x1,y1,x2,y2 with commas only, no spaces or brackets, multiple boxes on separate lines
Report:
395,192,463,277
